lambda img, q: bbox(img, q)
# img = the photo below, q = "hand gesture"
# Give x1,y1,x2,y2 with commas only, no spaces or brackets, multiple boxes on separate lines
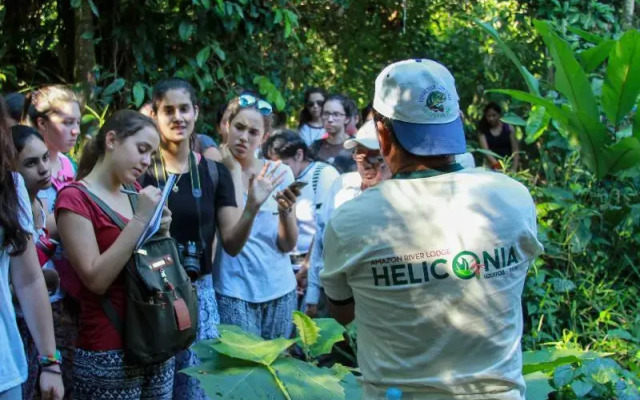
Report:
220,144,241,174
40,368,64,400
247,161,286,209
158,205,172,236
134,186,162,224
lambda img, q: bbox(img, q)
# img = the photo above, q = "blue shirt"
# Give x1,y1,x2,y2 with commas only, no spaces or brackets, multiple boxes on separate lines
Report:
1,174,34,392
214,161,297,302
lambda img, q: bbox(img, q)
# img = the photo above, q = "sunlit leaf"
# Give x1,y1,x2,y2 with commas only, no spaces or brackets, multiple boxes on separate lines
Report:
580,40,615,73
524,372,554,400
293,311,320,350
272,357,346,400
501,112,526,126
522,348,608,375
211,325,296,366
602,30,640,126
309,318,346,358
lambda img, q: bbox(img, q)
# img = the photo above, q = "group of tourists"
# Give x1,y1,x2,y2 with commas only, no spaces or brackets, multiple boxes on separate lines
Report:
1,58,537,400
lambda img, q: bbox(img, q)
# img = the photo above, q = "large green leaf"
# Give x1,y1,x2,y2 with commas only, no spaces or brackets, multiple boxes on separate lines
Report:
604,137,640,175
132,82,145,108
309,318,347,358
602,30,640,126
580,40,615,73
293,311,320,349
102,78,125,97
634,102,640,140
211,325,297,366
183,355,286,400
534,20,598,118
525,105,551,144
566,111,609,178
501,112,526,126
522,348,607,375
487,89,569,128
271,357,346,400
474,19,539,95
567,26,605,45
524,371,554,400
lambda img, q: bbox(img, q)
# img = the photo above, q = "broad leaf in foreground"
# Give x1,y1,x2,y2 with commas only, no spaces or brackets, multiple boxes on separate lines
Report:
524,371,554,400
272,357,345,400
212,324,297,366
602,30,640,126
293,311,320,349
182,355,286,399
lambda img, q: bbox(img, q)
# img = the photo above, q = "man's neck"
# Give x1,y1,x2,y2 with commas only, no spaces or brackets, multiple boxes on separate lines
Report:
391,155,455,176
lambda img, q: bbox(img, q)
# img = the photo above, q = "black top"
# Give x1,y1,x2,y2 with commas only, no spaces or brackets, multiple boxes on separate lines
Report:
481,123,513,158
139,157,236,276
310,139,356,174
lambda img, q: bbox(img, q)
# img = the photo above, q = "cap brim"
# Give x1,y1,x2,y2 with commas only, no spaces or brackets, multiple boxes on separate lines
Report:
344,137,380,150
390,117,466,156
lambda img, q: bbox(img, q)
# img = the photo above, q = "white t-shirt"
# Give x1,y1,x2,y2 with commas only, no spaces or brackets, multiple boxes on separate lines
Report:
214,161,297,303
1,173,34,392
321,168,543,400
299,124,326,146
292,162,340,256
307,172,363,305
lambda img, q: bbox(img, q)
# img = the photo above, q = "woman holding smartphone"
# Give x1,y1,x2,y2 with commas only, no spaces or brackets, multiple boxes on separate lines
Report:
215,94,301,340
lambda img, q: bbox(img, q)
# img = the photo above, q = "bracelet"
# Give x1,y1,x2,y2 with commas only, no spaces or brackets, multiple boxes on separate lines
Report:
38,350,62,367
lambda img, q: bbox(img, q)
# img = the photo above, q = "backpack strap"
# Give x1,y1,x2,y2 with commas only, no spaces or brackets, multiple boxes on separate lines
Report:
69,183,137,336
311,163,327,209
204,158,219,192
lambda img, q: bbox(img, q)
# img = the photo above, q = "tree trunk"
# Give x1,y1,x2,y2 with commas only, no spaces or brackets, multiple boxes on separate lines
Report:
622,0,635,30
74,0,96,99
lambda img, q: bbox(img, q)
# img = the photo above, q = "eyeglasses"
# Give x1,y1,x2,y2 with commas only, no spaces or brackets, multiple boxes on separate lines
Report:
321,111,346,119
306,100,324,108
239,94,273,115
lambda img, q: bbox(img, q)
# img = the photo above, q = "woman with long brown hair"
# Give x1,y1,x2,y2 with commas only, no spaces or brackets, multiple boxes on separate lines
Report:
0,97,63,399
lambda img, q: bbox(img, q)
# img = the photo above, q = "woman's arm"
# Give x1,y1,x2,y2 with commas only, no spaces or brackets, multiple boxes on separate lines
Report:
477,133,498,167
11,238,64,398
509,126,520,171
56,186,161,295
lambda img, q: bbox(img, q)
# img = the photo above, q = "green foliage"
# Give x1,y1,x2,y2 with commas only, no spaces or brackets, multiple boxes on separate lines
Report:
522,348,640,399
183,320,359,400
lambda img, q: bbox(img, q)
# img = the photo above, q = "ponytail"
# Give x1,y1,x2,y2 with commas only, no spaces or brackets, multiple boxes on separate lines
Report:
76,137,102,181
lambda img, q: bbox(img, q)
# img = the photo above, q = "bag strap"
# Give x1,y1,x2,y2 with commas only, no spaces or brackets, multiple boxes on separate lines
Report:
70,183,137,230
69,183,137,336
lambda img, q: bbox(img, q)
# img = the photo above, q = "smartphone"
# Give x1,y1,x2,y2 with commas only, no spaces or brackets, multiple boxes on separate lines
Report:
288,181,308,191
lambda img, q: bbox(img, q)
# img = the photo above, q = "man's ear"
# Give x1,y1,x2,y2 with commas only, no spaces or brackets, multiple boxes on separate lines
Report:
375,120,392,157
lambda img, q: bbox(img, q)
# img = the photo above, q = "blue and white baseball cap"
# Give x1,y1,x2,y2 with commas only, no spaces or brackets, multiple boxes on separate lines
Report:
344,120,379,150
373,59,466,156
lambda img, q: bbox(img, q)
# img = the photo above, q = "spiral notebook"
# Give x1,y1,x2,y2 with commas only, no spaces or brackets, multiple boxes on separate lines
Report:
134,173,177,249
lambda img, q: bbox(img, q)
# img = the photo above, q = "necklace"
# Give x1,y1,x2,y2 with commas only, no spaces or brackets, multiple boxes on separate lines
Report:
172,171,185,193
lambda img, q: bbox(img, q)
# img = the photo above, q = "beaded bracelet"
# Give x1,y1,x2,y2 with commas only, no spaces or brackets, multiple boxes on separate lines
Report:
38,350,62,367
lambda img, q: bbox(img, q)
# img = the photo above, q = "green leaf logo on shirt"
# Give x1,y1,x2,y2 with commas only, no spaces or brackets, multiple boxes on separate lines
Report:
452,251,481,280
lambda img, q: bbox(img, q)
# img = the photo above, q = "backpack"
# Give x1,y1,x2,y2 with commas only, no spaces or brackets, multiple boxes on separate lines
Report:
72,184,199,365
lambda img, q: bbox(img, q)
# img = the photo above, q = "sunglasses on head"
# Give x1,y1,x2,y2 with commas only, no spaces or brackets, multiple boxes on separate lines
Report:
239,94,273,115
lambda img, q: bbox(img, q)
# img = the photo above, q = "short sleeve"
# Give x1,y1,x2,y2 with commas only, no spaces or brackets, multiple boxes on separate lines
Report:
15,173,35,236
319,219,353,302
55,186,94,222
214,162,238,208
315,165,340,207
